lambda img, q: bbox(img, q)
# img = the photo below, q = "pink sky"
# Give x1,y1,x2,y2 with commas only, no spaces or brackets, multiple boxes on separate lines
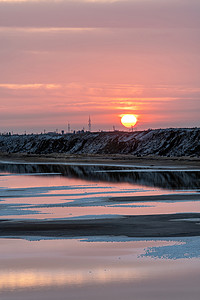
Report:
0,0,199,133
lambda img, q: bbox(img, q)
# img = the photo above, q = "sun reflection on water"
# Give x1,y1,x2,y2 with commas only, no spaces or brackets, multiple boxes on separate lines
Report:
0,268,141,291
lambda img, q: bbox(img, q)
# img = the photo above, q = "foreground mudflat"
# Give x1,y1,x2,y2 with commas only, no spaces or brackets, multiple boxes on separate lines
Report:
0,213,200,238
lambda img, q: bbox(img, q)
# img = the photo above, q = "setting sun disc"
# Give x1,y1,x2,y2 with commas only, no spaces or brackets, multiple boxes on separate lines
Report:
121,114,137,128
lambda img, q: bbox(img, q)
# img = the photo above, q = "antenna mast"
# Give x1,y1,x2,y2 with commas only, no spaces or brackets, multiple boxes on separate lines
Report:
68,122,70,133
88,116,91,132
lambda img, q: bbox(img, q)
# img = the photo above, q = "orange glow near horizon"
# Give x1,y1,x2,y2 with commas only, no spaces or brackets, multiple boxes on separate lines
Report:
0,0,199,133
121,114,137,128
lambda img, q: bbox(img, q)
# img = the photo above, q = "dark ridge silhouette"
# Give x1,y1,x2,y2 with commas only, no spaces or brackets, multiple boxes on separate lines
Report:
0,128,199,157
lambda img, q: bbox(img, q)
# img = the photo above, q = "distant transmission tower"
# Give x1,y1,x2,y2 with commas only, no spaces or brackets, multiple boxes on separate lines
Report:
88,116,91,132
68,122,70,133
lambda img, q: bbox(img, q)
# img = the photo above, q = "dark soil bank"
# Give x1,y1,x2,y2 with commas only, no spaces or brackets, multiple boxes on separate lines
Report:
0,127,199,157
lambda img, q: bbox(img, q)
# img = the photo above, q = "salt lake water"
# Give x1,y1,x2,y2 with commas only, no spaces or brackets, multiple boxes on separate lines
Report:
0,161,200,299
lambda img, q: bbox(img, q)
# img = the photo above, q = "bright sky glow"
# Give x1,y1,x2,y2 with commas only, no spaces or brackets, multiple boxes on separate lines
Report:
0,0,199,133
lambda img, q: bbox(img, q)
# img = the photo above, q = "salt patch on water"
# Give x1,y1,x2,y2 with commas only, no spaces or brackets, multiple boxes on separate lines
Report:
171,218,200,222
140,236,200,260
1,160,197,171
94,169,200,173
11,235,200,260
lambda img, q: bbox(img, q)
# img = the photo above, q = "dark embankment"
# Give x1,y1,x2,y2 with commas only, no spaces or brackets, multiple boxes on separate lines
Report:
0,127,199,157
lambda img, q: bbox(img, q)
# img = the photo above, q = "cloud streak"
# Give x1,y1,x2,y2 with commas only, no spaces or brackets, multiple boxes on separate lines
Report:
0,83,60,89
0,0,199,28
0,82,199,132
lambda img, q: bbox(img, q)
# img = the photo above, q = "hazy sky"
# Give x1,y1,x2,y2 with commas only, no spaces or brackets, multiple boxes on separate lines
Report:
0,0,199,133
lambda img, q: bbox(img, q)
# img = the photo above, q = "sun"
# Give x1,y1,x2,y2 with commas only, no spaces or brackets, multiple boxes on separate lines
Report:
121,114,137,128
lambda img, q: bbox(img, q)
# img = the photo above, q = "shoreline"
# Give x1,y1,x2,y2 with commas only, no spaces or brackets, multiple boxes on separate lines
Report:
0,152,200,168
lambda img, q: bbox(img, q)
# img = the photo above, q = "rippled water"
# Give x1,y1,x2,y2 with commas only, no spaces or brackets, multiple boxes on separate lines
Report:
0,161,200,299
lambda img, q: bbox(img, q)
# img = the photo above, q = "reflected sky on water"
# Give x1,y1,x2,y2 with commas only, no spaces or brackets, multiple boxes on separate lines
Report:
0,162,200,190
0,162,200,299
0,162,200,219
0,237,200,300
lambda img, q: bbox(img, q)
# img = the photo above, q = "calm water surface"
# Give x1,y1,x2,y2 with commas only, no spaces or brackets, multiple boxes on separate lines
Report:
0,162,200,299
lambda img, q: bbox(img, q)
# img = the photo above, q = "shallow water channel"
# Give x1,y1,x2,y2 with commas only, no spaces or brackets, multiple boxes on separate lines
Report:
0,161,200,299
